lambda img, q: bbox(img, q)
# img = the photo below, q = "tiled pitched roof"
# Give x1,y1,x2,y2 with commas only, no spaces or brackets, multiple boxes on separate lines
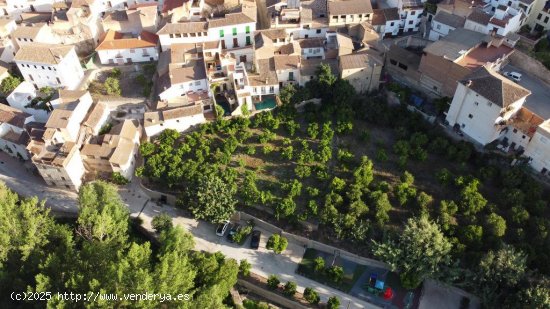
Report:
328,0,373,15
208,13,255,28
433,11,466,28
461,66,531,108
96,30,158,51
14,43,74,64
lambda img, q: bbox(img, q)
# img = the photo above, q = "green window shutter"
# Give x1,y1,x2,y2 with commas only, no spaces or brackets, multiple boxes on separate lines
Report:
220,29,224,37
246,36,251,45
233,27,237,35
246,26,250,34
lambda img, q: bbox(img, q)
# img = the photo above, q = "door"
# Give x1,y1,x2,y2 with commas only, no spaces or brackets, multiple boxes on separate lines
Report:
233,38,239,48
221,40,226,49
240,55,247,63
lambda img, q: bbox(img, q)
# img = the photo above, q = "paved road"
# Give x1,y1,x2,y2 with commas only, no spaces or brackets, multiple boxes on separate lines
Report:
502,64,550,119
0,154,379,309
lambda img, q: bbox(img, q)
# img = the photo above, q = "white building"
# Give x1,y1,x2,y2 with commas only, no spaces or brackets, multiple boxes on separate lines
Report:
28,140,85,191
144,105,206,137
274,55,301,88
371,8,401,37
445,66,531,145
44,90,93,144
96,29,159,64
429,11,466,41
0,0,55,20
327,0,373,27
0,16,17,63
14,43,84,90
6,81,50,122
465,6,524,36
0,104,34,160
524,120,550,175
12,24,57,48
339,52,383,93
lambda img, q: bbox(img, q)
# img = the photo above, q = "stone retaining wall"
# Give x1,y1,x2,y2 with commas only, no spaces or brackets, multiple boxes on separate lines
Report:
509,50,550,85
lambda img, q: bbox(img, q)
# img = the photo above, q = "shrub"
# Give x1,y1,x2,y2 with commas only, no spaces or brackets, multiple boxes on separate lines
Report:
267,275,280,290
245,145,256,155
294,164,311,178
307,122,319,139
239,259,252,277
109,68,121,78
283,281,297,297
337,149,354,162
266,234,288,254
376,149,388,161
104,77,121,95
151,213,173,233
111,172,129,185
327,296,340,309
327,265,344,283
303,287,320,304
313,256,325,272
281,146,294,160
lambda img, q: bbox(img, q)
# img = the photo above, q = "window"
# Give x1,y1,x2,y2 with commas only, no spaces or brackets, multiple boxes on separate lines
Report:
289,71,294,81
340,15,345,19
56,77,61,84
507,1,512,5
195,81,201,86
545,16,549,23
487,102,492,107
316,29,321,34
246,36,251,45
436,24,441,30
390,59,397,65
513,128,518,133
246,26,250,34
130,49,135,53
474,102,479,106
232,27,237,35
468,114,473,119
461,123,465,128
408,20,413,25
411,11,415,15
390,22,394,26
41,66,45,69
522,135,526,139
219,29,224,37
398,63,408,70
269,86,274,93
537,13,542,20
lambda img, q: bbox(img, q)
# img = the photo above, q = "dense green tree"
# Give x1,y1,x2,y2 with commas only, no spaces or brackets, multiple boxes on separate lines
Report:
327,265,344,283
370,190,392,225
486,213,507,238
313,256,325,272
186,173,237,223
372,216,453,289
104,77,121,95
459,179,487,216
77,181,129,244
275,197,297,220
474,245,527,305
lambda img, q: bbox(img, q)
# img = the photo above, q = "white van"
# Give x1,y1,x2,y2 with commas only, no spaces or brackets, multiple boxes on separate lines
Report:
504,71,522,82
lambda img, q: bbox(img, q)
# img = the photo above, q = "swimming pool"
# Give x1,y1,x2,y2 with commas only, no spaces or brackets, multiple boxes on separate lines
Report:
254,97,277,110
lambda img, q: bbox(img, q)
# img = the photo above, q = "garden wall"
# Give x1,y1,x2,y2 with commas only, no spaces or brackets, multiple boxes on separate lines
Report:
238,279,310,309
138,180,178,206
509,50,550,85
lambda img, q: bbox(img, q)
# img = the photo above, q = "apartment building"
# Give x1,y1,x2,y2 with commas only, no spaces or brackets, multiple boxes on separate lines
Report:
14,43,84,90
96,29,159,64
524,120,550,175
0,0,55,20
44,90,93,144
12,23,57,48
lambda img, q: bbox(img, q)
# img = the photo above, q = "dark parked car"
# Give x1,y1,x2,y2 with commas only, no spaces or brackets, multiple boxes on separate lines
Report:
250,230,261,249
227,224,241,242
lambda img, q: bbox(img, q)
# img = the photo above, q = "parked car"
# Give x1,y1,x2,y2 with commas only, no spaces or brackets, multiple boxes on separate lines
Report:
227,223,241,242
216,220,231,236
250,230,261,249
504,71,522,82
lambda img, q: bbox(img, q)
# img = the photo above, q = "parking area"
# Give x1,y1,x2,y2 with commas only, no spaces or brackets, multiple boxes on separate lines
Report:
502,64,550,119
